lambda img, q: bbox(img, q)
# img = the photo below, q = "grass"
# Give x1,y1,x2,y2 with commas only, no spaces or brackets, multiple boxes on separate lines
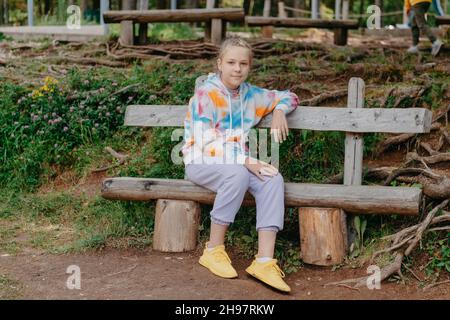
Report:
0,274,23,300
0,189,154,254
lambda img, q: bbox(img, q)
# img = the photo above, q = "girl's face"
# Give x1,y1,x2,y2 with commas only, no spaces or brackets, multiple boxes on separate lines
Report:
217,46,251,90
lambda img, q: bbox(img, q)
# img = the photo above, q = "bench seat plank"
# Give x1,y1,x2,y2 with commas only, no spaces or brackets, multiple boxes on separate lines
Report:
245,17,359,29
103,9,245,23
124,105,432,133
436,15,450,25
101,177,422,216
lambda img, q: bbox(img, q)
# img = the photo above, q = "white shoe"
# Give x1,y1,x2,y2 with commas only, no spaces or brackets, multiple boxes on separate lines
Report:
407,45,419,54
431,39,443,57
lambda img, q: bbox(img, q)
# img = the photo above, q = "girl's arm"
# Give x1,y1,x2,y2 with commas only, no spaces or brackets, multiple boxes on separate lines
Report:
250,85,299,143
250,85,299,119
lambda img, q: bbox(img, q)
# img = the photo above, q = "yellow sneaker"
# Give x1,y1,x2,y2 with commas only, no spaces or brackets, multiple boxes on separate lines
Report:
245,258,291,293
198,243,238,279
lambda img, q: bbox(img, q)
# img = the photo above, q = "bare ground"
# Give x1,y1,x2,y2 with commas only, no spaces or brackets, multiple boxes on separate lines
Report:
1,245,449,300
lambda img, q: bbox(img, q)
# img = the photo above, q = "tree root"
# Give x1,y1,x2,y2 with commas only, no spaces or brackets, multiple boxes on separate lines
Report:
324,200,449,289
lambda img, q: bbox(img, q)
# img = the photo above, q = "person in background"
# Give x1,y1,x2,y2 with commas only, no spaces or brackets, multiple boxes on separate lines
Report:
405,0,443,56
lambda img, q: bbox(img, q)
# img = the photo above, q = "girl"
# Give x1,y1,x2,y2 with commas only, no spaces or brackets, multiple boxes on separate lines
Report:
181,37,299,293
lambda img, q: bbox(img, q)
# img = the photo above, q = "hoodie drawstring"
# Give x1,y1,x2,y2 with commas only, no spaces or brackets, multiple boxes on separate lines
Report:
227,91,245,161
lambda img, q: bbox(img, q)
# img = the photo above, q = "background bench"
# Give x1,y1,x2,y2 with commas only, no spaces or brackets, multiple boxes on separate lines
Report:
245,16,359,46
436,15,450,26
103,8,245,45
101,77,432,266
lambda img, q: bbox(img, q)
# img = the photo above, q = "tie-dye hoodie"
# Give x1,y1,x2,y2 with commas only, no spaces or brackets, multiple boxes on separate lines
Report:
182,73,299,165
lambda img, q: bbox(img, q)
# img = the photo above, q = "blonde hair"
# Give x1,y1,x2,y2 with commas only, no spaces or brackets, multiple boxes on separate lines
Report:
218,36,253,64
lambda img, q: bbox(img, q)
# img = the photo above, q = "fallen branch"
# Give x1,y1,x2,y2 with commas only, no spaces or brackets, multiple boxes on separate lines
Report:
440,127,450,145
419,142,439,156
422,279,450,291
404,200,449,256
406,151,450,165
92,147,129,173
324,252,404,288
48,56,127,68
302,88,348,106
377,122,442,154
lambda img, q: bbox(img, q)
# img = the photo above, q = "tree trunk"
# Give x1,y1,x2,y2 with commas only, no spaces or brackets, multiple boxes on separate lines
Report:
153,199,200,252
243,0,251,15
204,0,215,42
299,207,348,266
4,0,8,25
292,0,304,18
81,0,87,20
375,0,383,27
0,0,4,25
156,0,168,9
186,0,199,9
359,0,364,26
263,0,271,17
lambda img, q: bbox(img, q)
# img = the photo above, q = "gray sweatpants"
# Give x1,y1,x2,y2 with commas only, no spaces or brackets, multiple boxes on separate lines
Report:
185,164,285,232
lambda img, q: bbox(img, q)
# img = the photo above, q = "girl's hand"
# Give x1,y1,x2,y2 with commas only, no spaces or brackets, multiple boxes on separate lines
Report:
244,157,278,181
271,109,289,143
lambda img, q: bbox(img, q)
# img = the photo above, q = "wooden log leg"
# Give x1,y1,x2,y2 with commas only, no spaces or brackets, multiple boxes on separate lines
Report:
211,18,223,45
153,199,200,252
334,28,348,46
138,23,148,45
299,207,348,266
222,20,227,40
120,20,134,45
205,21,211,42
261,26,274,38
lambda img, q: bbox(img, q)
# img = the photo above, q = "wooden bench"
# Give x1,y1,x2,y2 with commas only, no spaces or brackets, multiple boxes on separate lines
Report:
101,77,432,266
245,16,359,46
436,15,450,26
103,8,245,45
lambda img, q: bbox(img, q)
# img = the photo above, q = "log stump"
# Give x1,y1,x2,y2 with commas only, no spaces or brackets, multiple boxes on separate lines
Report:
299,207,348,266
153,199,200,252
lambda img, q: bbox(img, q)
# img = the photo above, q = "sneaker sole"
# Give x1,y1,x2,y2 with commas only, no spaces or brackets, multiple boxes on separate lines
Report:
432,43,442,56
198,258,238,279
245,268,291,293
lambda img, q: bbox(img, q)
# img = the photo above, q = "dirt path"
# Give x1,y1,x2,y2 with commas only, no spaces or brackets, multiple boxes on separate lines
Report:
1,247,448,300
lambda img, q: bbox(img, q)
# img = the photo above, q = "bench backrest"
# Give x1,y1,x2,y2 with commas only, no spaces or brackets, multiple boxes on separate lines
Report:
245,16,359,29
123,77,432,186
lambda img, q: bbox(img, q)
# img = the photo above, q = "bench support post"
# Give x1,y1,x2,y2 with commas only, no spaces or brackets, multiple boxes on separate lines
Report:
153,199,200,252
138,0,149,45
119,0,135,45
210,18,225,45
138,24,148,45
344,77,365,253
334,28,348,45
261,26,274,38
299,207,347,266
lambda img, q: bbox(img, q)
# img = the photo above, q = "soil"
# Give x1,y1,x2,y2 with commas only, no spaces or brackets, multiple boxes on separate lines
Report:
1,245,449,300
